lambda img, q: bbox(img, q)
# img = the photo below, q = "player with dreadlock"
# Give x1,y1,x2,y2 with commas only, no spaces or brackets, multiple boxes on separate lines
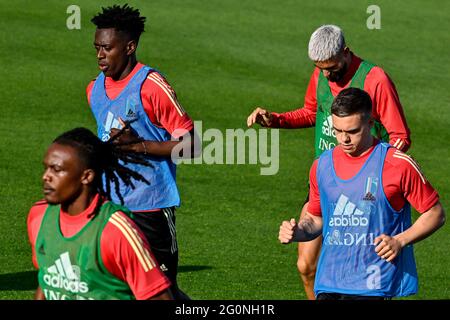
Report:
86,4,199,299
27,127,173,300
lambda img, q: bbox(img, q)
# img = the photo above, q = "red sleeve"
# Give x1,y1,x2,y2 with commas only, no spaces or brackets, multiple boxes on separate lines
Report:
86,80,95,106
364,67,411,152
141,71,194,138
100,211,171,300
270,68,319,128
27,201,48,269
307,159,322,216
384,149,439,213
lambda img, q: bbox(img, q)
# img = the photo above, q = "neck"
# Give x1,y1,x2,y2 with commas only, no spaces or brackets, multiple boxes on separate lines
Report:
349,136,374,157
61,190,97,216
114,56,137,81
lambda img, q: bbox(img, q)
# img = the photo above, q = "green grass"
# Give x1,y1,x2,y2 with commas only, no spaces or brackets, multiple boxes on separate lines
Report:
0,0,448,299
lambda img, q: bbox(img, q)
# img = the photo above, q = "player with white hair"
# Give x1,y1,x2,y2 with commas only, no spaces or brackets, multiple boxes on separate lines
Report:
247,24,411,299
308,24,345,62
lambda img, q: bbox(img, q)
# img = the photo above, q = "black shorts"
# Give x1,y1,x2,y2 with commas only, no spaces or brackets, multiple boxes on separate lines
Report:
131,207,179,286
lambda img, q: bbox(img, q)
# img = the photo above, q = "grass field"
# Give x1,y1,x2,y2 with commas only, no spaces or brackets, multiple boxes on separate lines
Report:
0,0,449,300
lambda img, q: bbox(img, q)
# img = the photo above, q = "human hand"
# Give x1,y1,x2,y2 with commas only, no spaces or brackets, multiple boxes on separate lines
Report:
278,218,298,244
374,234,402,263
110,118,142,150
247,107,273,127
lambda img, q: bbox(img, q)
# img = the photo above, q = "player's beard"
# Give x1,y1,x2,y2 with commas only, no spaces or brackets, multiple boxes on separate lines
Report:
328,61,349,83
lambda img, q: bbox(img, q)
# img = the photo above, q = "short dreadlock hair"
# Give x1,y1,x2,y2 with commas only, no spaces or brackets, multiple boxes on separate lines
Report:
53,127,151,212
91,4,146,42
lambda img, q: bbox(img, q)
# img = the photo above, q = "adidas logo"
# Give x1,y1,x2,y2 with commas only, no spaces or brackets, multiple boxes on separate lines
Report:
43,252,89,294
125,96,138,119
321,115,336,138
160,264,168,272
363,192,376,201
330,194,369,227
126,107,136,118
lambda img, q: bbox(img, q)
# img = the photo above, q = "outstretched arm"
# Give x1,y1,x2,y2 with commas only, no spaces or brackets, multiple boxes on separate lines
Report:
246,105,317,129
247,107,274,127
247,69,320,129
279,212,323,244
374,201,445,262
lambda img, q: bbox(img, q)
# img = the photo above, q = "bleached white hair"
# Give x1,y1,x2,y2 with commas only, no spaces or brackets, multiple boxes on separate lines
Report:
308,25,345,62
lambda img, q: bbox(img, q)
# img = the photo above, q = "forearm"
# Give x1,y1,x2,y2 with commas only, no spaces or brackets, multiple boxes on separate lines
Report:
394,202,445,247
294,213,323,242
135,130,200,158
271,107,316,129
140,140,180,157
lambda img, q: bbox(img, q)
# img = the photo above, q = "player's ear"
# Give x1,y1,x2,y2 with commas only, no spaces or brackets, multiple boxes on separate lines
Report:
81,169,95,185
126,40,137,56
342,46,350,60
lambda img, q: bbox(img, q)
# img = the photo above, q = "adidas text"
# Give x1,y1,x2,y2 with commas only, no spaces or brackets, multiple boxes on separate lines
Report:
43,274,89,294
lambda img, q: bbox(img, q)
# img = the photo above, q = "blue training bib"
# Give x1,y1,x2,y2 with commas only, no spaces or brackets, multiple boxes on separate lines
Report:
90,66,180,211
315,142,418,297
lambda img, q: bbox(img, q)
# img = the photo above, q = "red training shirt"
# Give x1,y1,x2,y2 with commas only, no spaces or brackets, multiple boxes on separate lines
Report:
86,62,194,139
27,194,171,300
307,141,439,216
270,54,411,152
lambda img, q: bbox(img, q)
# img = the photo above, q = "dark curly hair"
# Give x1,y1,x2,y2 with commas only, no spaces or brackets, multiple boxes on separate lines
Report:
91,4,146,42
53,126,151,216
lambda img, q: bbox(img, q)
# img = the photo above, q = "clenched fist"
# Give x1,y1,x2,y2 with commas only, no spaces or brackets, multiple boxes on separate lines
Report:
279,218,298,244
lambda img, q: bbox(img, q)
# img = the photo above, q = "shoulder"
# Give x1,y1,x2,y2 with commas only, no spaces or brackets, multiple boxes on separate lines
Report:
86,78,97,101
385,148,426,183
102,210,146,249
364,65,400,101
310,158,320,175
368,64,388,76
86,76,98,90
105,210,135,231
311,67,321,81
28,200,48,224
101,210,157,271
142,70,176,96
27,200,49,245
142,70,187,117
366,65,394,86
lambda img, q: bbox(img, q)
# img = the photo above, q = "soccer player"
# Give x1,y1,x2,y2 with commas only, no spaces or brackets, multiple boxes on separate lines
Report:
278,88,445,299
86,5,198,299
247,25,411,299
27,127,173,300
